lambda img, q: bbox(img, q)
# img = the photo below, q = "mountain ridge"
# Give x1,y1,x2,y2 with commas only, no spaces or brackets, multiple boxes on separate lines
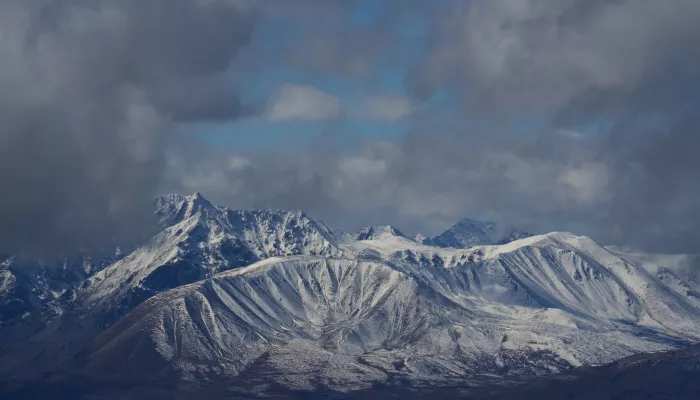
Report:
1,192,699,396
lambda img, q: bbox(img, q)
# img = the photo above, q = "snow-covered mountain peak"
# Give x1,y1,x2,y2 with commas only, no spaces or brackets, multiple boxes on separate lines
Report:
157,191,212,208
412,233,430,244
155,192,219,227
431,217,533,248
432,218,497,248
77,195,346,325
353,225,406,240
155,194,338,248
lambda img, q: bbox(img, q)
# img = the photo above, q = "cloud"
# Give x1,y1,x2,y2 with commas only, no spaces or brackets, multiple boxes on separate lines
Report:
557,163,611,205
416,0,700,111
0,0,254,256
7,0,698,255
167,0,700,253
362,96,413,121
263,84,413,122
266,84,342,121
259,1,394,80
398,0,700,252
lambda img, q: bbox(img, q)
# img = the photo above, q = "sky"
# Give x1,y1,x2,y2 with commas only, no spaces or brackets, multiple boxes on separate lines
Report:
199,0,437,150
1,0,700,256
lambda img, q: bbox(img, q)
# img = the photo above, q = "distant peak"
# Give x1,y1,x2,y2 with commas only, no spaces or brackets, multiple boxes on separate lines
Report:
432,217,532,248
412,233,432,245
455,218,495,228
353,225,405,241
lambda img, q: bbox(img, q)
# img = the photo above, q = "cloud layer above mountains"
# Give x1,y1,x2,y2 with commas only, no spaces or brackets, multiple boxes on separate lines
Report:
170,0,700,253
0,0,253,255
3,0,700,255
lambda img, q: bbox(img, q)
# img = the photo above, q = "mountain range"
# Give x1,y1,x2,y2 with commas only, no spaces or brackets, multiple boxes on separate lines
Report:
1,192,699,398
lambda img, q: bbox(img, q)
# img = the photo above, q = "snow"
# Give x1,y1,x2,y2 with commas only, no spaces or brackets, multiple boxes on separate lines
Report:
4,192,700,394
81,194,345,314
80,215,700,388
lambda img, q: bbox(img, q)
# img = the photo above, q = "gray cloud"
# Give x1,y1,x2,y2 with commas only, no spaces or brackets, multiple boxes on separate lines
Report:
417,0,700,110
0,0,253,256
260,84,413,122
266,2,393,80
7,0,697,255
254,0,443,82
166,129,602,238
429,0,700,252
168,0,700,253
265,84,342,122
360,96,413,122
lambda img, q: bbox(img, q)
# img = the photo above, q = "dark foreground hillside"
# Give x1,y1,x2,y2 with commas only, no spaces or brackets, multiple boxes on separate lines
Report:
483,343,700,400
2,345,700,400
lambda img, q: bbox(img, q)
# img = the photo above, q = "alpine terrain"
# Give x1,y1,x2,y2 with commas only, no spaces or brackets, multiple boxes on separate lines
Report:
1,193,699,398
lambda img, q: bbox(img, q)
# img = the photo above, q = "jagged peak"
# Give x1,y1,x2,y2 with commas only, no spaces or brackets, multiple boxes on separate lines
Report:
187,191,208,202
412,233,431,245
353,225,406,241
153,194,338,241
429,216,536,249
185,192,215,213
167,192,213,206
154,192,220,228
155,192,213,210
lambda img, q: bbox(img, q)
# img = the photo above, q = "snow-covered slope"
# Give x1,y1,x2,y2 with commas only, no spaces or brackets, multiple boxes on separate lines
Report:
0,193,347,374
0,251,121,348
76,232,700,391
431,218,533,248
81,193,344,325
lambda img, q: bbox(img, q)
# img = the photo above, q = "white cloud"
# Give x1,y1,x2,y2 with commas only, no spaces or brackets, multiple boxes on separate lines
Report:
227,155,252,170
264,84,414,123
266,83,341,121
558,163,611,204
362,96,413,121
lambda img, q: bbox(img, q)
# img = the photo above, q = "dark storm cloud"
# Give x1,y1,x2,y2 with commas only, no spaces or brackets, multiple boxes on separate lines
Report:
171,0,700,253
424,0,700,252
0,0,253,256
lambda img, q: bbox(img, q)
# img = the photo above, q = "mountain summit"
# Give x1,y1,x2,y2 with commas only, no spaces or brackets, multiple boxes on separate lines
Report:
431,218,533,248
352,225,406,240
